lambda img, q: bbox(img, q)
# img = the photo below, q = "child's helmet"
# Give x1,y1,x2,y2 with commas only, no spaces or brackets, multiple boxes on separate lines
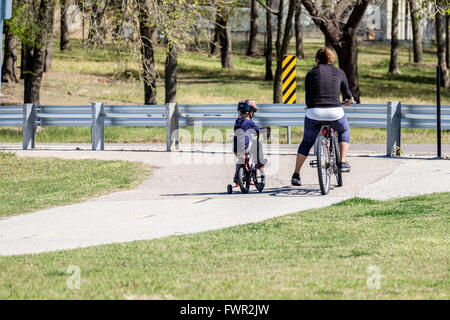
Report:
237,99,258,114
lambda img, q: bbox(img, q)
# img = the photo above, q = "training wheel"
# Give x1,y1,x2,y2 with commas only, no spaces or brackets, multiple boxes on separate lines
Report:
227,184,233,194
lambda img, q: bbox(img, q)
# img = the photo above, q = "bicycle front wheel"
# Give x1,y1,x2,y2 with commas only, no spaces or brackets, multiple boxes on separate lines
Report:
252,167,265,192
316,135,330,195
238,166,250,193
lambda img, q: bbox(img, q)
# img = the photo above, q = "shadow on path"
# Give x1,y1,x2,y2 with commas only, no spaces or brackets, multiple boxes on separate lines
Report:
161,185,331,198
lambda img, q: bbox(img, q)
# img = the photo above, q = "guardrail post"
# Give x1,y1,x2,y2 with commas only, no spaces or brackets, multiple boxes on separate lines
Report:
166,103,178,152
91,102,104,151
387,101,401,156
287,126,292,144
22,104,35,150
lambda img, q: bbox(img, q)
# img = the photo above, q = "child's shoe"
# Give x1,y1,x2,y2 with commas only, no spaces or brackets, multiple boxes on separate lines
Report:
255,159,268,169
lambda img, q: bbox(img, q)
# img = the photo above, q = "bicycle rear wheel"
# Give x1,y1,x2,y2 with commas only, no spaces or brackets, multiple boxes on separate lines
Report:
316,134,330,195
332,133,343,187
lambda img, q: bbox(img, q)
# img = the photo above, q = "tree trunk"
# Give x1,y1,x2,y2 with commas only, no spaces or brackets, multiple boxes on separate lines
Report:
409,0,422,63
137,1,157,104
275,0,284,58
218,7,233,69
334,31,360,103
210,9,221,56
273,0,284,102
60,0,71,51
265,0,273,81
44,2,56,73
44,45,53,72
247,0,259,56
446,15,449,69
24,0,56,105
23,45,34,101
294,1,304,59
436,11,449,88
2,23,19,83
274,0,295,103
389,0,400,74
20,43,28,80
165,43,177,104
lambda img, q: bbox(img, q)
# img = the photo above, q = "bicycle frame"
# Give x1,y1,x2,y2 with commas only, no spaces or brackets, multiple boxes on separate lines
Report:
310,122,342,195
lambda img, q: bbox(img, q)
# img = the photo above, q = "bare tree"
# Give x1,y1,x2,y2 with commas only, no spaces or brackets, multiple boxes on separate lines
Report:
217,6,233,68
247,0,259,56
389,0,400,73
210,8,221,56
2,23,19,83
446,14,449,69
137,0,157,104
273,0,296,103
294,1,304,59
44,45,53,72
409,0,423,63
60,0,71,51
165,44,177,103
88,0,109,47
265,0,273,80
301,0,372,103
24,0,57,104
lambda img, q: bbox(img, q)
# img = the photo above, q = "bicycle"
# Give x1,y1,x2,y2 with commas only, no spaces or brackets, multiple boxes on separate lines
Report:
227,141,265,194
309,122,343,195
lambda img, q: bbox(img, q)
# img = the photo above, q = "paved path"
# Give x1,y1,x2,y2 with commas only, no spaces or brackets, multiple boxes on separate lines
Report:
1,142,449,156
0,144,449,256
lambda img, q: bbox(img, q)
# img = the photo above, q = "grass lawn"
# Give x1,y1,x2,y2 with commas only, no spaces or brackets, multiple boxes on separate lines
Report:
0,152,150,217
0,39,449,145
0,193,448,299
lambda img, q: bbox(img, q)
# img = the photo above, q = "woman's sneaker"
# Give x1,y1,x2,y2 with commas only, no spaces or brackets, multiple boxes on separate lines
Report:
338,162,351,172
291,173,301,186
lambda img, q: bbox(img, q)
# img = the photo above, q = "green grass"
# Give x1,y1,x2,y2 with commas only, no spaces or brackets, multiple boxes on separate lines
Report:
1,39,449,144
0,192,448,299
0,152,150,217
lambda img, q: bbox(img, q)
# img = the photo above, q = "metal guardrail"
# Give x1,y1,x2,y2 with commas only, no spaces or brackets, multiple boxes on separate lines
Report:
0,105,22,126
0,102,448,156
402,104,450,129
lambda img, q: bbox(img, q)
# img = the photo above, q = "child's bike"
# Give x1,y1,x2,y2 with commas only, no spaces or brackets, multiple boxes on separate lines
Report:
309,122,343,195
227,155,265,194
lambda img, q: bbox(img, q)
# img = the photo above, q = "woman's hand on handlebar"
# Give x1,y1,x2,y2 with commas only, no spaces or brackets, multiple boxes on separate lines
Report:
343,97,355,106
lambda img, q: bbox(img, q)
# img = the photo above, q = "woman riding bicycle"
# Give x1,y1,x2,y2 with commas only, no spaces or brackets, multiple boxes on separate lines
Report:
291,47,355,186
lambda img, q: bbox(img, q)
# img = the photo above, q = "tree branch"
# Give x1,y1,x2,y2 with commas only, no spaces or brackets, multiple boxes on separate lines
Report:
333,0,354,21
256,0,279,15
345,0,371,31
301,0,342,46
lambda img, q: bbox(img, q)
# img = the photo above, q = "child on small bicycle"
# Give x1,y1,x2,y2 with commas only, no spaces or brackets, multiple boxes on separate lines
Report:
233,99,267,183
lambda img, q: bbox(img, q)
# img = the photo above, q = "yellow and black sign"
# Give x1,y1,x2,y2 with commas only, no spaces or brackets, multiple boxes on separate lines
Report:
282,55,296,104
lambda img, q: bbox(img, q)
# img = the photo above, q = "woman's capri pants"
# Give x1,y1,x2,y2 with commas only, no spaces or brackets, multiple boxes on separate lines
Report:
297,115,350,156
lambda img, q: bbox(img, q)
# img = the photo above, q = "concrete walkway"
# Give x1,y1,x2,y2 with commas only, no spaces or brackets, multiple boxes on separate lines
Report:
0,144,449,256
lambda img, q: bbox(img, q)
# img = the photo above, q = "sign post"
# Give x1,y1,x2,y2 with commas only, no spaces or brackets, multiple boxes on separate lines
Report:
0,0,13,104
282,55,296,144
436,65,442,158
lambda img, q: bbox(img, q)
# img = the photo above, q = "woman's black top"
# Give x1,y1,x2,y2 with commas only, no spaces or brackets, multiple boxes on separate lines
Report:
305,63,353,108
